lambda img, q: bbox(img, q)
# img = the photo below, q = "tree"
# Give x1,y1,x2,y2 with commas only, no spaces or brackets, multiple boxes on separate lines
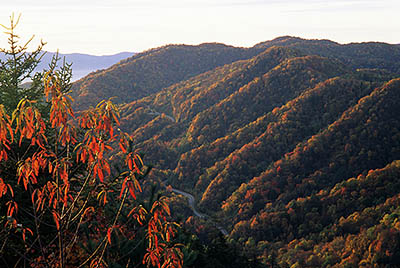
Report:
0,14,46,114
0,15,183,268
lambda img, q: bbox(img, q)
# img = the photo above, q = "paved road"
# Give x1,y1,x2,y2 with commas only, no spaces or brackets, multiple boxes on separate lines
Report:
147,107,176,122
170,187,229,236
171,188,207,218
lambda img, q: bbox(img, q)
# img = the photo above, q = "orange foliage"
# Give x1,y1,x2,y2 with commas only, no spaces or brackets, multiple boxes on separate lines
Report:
0,70,183,268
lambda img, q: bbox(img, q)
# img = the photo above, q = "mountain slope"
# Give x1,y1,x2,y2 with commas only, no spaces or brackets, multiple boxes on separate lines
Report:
170,46,301,122
196,78,377,210
185,55,347,146
117,46,303,169
224,78,400,236
242,160,400,267
119,46,298,125
71,43,262,109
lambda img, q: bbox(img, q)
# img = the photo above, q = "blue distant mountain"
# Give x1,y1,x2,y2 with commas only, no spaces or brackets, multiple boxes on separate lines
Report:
37,51,135,81
0,51,135,81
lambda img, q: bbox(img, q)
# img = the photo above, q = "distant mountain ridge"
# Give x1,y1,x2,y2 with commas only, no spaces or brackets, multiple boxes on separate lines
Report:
38,51,135,81
0,51,135,81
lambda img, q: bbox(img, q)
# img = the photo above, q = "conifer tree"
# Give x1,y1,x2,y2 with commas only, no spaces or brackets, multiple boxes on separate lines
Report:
0,14,48,113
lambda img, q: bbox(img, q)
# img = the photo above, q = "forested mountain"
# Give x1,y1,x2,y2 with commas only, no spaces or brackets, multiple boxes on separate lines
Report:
71,43,262,110
255,36,400,73
71,37,400,267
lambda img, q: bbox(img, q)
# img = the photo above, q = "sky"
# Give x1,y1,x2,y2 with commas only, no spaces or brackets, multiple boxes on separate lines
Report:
1,0,399,55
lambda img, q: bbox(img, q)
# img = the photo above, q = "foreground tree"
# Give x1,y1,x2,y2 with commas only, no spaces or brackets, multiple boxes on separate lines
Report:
0,15,183,268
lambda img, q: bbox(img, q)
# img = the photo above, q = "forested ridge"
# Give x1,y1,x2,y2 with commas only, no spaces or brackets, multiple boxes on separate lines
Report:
70,37,400,266
71,43,263,110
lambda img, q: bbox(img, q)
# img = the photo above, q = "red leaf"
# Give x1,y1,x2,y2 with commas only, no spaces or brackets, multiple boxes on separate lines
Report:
7,184,14,197
52,211,60,230
26,227,33,236
128,158,133,171
128,181,136,199
98,166,104,182
107,228,113,244
119,141,127,153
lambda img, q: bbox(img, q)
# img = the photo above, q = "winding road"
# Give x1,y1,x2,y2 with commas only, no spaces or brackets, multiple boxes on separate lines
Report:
147,107,176,122
171,188,207,218
170,187,229,236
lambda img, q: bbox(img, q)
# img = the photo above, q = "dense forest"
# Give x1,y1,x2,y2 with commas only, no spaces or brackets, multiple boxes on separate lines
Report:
2,29,400,267
69,36,400,267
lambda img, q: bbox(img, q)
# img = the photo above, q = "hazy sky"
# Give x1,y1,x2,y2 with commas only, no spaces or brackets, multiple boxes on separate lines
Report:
1,0,399,55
